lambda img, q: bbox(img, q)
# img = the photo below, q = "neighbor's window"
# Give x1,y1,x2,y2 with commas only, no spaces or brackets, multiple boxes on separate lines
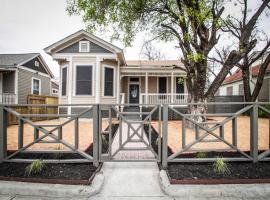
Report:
52,89,58,95
239,84,244,96
35,61,39,67
61,67,67,96
79,41,90,52
104,67,114,96
32,78,40,95
226,86,233,95
76,65,92,95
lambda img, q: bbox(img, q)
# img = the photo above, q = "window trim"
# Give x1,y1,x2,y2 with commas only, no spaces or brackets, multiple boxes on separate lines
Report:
74,64,94,97
31,77,41,95
61,66,67,97
79,41,90,53
103,65,115,97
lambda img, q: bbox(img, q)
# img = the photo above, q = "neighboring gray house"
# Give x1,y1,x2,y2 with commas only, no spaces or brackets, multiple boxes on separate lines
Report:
44,30,187,114
0,53,54,104
51,79,59,97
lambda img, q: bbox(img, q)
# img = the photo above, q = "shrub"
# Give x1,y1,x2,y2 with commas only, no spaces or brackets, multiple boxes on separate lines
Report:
25,160,45,176
258,104,270,118
195,152,207,158
155,138,160,146
213,157,230,175
53,145,63,159
101,134,108,145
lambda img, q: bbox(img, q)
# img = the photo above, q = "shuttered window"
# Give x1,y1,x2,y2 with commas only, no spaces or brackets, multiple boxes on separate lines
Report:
104,67,114,96
76,65,92,95
61,67,67,96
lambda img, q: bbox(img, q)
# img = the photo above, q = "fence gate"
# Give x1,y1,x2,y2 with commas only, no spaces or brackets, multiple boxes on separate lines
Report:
98,105,161,162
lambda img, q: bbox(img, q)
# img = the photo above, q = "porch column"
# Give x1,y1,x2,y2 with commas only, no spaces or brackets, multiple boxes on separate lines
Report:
67,57,73,115
95,57,101,104
145,72,148,104
171,72,174,103
116,60,120,104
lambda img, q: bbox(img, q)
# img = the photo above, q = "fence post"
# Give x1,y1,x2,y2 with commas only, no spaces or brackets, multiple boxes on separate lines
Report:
250,103,258,162
0,105,7,163
93,104,99,167
162,104,168,169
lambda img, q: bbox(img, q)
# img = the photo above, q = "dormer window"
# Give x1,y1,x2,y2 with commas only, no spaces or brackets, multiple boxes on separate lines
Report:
35,61,39,67
79,41,90,52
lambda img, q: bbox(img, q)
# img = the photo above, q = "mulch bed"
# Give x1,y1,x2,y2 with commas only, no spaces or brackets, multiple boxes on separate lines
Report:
144,124,270,184
0,124,119,185
168,161,270,184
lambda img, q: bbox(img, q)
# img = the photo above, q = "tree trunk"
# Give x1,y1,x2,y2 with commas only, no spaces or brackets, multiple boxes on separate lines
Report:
185,70,208,128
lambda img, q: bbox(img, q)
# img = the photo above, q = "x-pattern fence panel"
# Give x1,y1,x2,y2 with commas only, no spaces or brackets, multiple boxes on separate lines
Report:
0,104,98,165
98,104,162,162
162,102,270,168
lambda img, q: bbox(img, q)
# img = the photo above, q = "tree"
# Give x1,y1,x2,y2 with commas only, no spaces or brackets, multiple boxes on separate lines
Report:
67,0,270,119
213,0,270,102
140,41,165,60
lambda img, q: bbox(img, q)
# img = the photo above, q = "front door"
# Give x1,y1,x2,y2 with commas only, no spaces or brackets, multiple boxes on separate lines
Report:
129,84,139,104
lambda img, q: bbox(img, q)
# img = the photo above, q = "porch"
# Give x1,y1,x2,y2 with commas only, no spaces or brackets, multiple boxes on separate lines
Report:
120,74,188,104
0,70,17,104
119,60,188,105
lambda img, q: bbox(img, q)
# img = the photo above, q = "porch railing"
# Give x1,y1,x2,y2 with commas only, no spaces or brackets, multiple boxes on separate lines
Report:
140,93,188,104
0,93,17,104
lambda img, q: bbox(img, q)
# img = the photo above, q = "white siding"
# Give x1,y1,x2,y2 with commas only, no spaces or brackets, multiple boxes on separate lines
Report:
58,56,118,107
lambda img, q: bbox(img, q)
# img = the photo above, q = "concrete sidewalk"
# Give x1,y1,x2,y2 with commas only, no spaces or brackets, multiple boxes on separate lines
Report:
91,162,170,200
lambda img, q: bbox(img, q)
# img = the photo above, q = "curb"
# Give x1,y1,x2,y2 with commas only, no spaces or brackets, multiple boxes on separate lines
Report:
159,169,270,198
0,171,104,198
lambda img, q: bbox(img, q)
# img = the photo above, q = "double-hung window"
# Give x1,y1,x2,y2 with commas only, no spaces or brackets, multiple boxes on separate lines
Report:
32,78,41,95
76,65,92,95
104,67,114,96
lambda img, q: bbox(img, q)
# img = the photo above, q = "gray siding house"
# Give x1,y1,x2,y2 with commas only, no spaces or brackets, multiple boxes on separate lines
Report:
0,53,54,104
45,30,187,114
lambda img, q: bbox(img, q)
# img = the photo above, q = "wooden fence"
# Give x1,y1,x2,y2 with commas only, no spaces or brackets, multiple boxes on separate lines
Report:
8,94,58,125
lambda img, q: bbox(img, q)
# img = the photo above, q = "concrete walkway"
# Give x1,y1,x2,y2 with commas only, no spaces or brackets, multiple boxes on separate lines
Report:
91,162,170,200
111,121,155,160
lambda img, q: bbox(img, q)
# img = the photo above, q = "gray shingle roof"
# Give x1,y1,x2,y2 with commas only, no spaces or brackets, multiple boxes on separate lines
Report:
0,53,39,67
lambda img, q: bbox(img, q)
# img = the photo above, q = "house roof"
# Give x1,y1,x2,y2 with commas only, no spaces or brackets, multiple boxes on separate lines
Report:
0,53,39,67
223,63,270,85
0,53,54,78
126,60,185,70
44,30,125,64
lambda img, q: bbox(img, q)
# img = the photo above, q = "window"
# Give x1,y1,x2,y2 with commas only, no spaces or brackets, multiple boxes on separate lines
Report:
79,41,90,52
104,67,114,96
175,77,184,93
226,86,233,95
35,61,39,67
61,67,67,96
239,84,244,95
32,78,41,95
52,89,58,95
76,65,92,95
